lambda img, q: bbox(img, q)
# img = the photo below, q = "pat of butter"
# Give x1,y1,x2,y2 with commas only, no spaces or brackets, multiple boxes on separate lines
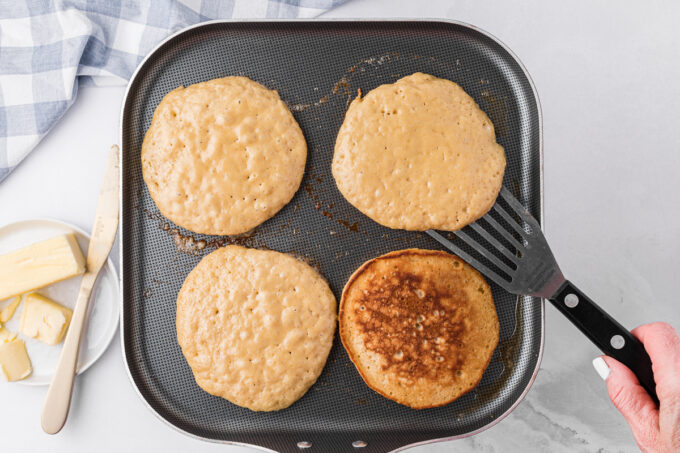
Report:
0,296,21,323
0,234,86,301
20,293,73,346
0,338,32,381
0,326,17,343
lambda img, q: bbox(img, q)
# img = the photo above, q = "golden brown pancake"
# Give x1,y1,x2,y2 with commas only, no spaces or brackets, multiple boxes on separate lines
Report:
339,248,499,409
332,72,505,231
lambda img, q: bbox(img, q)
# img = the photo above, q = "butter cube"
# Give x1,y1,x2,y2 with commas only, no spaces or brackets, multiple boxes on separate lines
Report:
20,293,73,345
0,339,32,381
0,296,21,323
0,326,17,343
0,234,86,301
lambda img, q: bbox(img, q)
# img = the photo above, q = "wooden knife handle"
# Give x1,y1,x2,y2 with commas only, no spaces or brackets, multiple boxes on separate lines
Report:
41,273,97,434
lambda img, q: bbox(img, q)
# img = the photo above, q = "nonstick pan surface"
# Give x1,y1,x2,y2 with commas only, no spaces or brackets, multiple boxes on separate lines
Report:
120,20,543,453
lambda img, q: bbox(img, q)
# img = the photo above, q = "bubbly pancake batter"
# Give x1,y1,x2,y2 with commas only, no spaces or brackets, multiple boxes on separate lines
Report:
332,73,505,231
176,246,336,411
339,248,499,409
142,76,306,235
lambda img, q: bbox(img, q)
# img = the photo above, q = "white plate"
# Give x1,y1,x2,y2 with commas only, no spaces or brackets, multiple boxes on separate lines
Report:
0,219,119,385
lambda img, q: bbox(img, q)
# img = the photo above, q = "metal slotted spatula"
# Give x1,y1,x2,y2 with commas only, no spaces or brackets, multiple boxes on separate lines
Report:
427,186,658,403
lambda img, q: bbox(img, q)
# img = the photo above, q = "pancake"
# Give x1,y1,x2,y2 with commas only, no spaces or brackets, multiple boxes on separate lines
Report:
332,72,506,231
339,248,499,409
176,246,336,411
142,76,306,235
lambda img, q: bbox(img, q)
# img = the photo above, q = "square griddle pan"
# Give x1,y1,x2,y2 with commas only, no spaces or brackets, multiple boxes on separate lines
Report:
120,20,544,453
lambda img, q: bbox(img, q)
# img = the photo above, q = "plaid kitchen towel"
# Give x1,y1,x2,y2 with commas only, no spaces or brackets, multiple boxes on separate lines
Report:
0,0,347,182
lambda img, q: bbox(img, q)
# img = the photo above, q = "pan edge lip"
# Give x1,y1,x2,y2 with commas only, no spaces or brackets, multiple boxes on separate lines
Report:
118,17,546,451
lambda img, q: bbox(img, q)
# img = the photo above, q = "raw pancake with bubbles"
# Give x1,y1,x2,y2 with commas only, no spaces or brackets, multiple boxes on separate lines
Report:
142,76,306,235
339,248,499,409
332,72,505,231
176,245,336,412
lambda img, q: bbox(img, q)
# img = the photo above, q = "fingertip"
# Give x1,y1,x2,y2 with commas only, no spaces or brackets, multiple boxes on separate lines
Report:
631,322,680,383
592,356,610,380
630,323,648,339
632,321,678,342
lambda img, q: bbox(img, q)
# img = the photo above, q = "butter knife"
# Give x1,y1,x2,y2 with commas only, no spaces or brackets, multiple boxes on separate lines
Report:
41,145,120,434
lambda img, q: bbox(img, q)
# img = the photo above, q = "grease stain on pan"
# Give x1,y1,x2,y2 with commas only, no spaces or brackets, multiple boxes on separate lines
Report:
137,204,269,255
137,208,267,256
480,89,509,138
163,225,268,256
304,172,361,234
284,53,397,113
288,94,331,112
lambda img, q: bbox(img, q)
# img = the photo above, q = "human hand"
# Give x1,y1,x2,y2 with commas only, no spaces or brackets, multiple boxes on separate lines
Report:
592,322,680,452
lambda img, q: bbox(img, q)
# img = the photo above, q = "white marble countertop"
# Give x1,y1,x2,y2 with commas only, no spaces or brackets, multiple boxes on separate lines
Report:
1,1,679,452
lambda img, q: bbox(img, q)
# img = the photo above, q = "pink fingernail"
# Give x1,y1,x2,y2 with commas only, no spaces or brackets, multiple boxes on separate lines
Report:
592,357,610,380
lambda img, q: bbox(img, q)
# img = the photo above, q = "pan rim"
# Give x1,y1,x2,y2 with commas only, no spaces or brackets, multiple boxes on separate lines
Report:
118,18,545,452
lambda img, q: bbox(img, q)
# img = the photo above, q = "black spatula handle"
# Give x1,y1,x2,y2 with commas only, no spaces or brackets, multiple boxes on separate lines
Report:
549,280,658,404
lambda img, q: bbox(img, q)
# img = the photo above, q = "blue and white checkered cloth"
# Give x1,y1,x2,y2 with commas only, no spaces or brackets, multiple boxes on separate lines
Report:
0,0,346,183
